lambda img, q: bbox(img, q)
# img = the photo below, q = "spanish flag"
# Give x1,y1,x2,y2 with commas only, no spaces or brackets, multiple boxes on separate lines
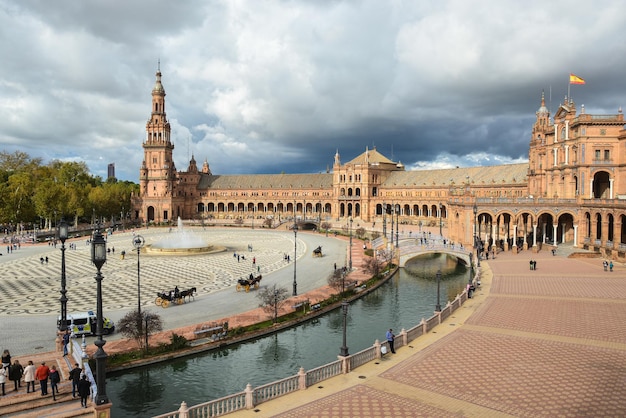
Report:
569,73,585,85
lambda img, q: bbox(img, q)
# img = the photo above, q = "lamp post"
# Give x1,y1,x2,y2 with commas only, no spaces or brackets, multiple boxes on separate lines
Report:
435,269,442,312
390,203,394,243
292,225,298,296
91,226,109,405
340,299,349,356
473,204,480,267
395,204,399,248
438,203,443,237
133,235,145,319
58,219,69,331
349,217,353,270
273,289,278,323
382,203,387,238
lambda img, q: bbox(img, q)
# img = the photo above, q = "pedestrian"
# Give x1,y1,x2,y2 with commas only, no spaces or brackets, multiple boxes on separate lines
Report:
35,361,50,395
253,257,256,264
78,375,91,408
610,261,614,272
69,363,82,398
9,360,23,391
49,365,60,400
1,349,10,369
603,260,608,271
0,365,5,396
45,256,48,264
23,360,36,393
529,260,533,270
386,328,396,354
533,260,537,270
334,262,337,271
63,329,71,356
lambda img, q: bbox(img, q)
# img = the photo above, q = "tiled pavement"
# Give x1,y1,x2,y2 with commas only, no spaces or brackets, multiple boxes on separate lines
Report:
5,227,626,417
227,246,626,417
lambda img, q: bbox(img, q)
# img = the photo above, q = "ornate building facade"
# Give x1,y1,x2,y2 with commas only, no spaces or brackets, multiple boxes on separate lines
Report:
132,70,626,259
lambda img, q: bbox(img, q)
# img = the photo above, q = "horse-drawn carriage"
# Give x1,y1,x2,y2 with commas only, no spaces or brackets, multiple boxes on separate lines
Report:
155,287,196,308
236,273,262,292
312,246,323,257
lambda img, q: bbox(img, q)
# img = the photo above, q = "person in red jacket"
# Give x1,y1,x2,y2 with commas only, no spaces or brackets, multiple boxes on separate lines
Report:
35,362,50,396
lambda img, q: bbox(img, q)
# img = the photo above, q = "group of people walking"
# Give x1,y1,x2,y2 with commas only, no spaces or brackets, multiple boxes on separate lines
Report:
0,349,91,407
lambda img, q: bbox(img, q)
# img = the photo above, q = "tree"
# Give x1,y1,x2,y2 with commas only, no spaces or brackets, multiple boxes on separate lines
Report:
320,222,332,236
117,310,163,352
327,269,347,295
363,249,391,278
355,227,366,239
263,218,273,228
257,284,289,323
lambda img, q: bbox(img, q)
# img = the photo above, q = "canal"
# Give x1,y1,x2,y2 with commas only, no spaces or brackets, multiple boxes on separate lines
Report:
108,253,470,416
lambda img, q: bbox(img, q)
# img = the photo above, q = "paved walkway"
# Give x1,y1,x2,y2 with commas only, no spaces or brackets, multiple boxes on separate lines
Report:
225,247,626,417
4,226,626,417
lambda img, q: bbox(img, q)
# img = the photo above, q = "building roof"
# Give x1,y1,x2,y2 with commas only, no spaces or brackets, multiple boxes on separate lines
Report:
383,163,528,187
346,147,397,166
198,173,333,190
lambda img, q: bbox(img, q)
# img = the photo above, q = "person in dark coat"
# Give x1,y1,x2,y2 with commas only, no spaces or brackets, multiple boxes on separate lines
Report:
78,375,91,408
9,360,23,391
68,363,82,398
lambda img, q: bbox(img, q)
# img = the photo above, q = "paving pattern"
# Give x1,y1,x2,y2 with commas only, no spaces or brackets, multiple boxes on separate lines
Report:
0,229,305,315
232,248,626,417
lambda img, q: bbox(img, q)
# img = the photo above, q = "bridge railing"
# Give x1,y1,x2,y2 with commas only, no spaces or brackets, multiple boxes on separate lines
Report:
155,283,475,418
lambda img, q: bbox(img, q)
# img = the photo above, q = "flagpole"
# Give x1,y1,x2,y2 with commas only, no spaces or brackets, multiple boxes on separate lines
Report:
568,79,571,101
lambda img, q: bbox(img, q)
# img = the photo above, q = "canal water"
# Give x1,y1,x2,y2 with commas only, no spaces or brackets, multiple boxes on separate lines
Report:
108,253,470,417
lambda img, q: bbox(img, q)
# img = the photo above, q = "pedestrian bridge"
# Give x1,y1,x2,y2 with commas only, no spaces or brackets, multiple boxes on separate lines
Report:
372,237,472,267
398,244,472,267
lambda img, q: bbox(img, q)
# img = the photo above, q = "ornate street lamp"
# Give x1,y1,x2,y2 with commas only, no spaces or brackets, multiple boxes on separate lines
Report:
439,203,443,237
473,204,480,267
91,226,109,405
293,203,298,296
58,219,69,331
349,217,353,270
340,299,349,356
395,204,399,248
435,269,442,312
133,235,145,318
382,203,387,238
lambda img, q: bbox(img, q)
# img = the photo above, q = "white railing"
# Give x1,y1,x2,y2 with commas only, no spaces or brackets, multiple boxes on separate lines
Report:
253,374,300,404
306,360,342,386
156,286,472,418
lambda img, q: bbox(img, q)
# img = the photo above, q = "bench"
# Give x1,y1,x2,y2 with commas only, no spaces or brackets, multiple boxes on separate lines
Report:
194,323,228,340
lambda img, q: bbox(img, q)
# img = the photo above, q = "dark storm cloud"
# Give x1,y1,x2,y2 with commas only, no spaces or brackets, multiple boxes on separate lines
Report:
0,0,625,181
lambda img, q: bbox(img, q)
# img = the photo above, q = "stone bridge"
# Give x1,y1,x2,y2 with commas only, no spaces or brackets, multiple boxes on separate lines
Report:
372,237,472,267
398,244,472,267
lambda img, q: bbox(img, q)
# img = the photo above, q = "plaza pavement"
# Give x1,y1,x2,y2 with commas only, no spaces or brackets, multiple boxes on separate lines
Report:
3,226,626,417
0,226,348,356
224,244,626,417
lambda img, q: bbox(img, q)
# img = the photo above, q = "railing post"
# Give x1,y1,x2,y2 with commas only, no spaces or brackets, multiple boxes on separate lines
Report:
298,367,307,390
178,401,189,418
338,355,350,374
421,318,427,334
399,328,408,347
374,339,382,359
245,383,254,409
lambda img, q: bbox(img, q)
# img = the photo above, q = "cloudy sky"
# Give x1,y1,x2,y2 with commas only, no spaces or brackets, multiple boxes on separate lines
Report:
1,0,624,182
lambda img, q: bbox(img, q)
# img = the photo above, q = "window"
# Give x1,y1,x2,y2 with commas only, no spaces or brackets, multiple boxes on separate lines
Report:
604,150,610,160
595,150,601,160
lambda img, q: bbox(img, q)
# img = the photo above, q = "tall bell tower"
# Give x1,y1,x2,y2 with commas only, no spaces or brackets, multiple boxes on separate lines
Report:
138,64,178,223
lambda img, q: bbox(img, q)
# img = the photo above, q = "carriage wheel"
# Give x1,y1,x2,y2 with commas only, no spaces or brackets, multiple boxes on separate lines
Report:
254,282,260,289
177,298,184,305
161,300,170,308
245,284,250,293
236,284,242,292
155,297,163,306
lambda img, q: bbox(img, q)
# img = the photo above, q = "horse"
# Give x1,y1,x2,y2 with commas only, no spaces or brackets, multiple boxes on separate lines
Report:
180,287,197,302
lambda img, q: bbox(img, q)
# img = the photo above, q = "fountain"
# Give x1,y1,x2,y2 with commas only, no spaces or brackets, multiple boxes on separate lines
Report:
145,217,225,255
